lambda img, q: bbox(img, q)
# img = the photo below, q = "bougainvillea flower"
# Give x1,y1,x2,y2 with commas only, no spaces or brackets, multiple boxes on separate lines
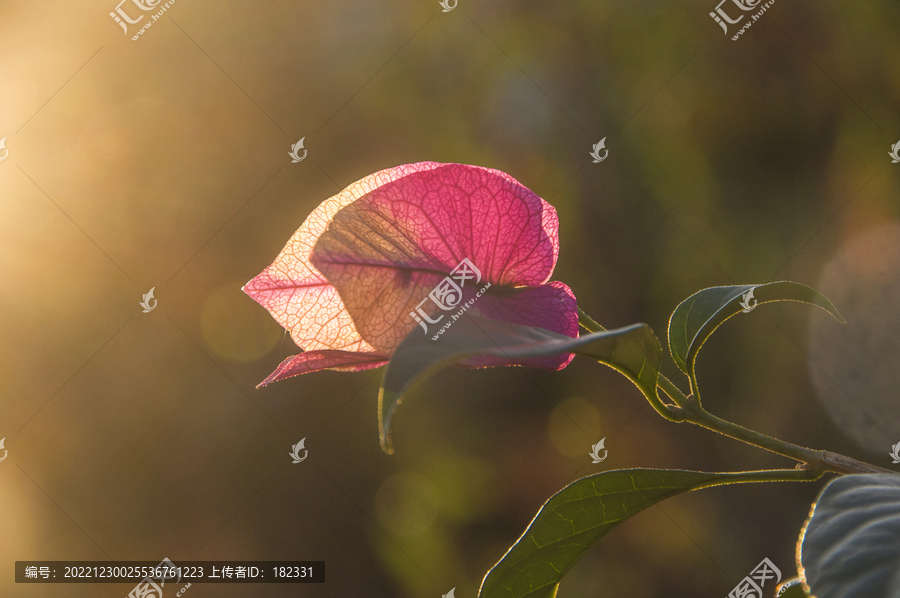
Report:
243,162,578,386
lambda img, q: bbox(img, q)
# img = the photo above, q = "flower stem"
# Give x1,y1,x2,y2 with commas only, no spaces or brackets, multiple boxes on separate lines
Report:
577,308,895,476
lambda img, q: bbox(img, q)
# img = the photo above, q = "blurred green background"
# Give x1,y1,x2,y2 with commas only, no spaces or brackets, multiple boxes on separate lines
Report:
1,0,899,596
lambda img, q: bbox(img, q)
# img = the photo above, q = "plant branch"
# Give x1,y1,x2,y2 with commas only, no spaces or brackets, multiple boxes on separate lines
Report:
577,308,896,476
578,310,687,421
685,406,896,475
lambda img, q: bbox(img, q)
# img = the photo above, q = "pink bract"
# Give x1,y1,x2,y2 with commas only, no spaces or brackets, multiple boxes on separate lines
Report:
244,162,578,386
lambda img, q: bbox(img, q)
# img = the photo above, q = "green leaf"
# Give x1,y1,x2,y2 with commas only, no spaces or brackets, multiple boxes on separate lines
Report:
775,579,808,597
667,282,844,378
378,314,661,453
478,468,822,598
798,473,900,598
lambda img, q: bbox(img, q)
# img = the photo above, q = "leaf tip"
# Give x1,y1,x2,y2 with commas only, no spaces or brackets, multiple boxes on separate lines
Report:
380,437,395,455
377,386,396,455
241,277,260,302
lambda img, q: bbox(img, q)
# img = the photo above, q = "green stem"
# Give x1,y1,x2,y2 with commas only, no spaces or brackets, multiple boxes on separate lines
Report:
576,310,606,333
656,372,695,410
577,308,895,476
578,310,686,421
688,407,896,475
637,377,687,423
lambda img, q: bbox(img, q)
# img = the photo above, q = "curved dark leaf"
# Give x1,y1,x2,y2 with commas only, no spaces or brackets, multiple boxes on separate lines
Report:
667,282,844,377
379,314,660,453
798,473,900,598
479,468,821,598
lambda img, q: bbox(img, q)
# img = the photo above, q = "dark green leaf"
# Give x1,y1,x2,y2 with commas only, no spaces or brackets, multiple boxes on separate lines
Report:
799,473,900,598
378,314,660,453
479,468,820,598
667,282,844,377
